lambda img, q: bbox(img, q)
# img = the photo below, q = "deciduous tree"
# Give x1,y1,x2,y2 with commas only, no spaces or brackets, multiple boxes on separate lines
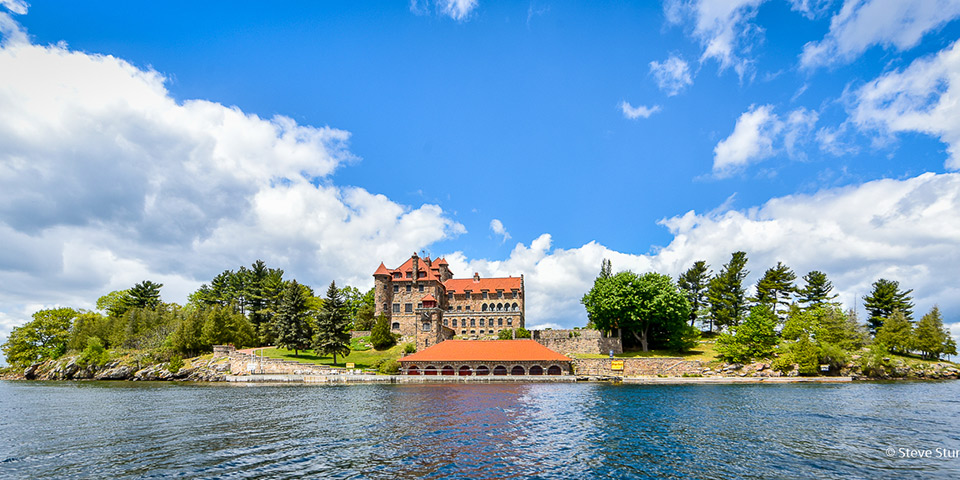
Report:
1,308,76,367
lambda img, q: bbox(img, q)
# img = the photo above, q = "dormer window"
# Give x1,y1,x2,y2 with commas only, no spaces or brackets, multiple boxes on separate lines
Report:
482,291,488,299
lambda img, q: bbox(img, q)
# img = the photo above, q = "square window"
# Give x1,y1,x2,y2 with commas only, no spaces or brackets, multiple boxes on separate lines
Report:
465,306,471,311
393,285,399,293
482,292,488,299
405,303,413,313
392,303,400,313
406,285,412,292
418,284,424,292
457,306,462,311
417,302,423,308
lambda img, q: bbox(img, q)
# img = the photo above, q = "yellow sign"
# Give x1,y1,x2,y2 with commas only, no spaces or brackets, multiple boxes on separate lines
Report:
346,363,355,369
611,360,624,371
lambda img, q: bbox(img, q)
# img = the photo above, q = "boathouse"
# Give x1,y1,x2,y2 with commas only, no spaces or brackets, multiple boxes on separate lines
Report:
399,339,573,376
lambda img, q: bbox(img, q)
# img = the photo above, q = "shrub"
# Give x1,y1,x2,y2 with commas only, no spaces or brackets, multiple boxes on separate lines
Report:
716,306,779,363
370,314,397,350
818,342,849,372
403,343,416,354
858,344,892,377
378,359,400,375
78,337,109,367
167,355,184,374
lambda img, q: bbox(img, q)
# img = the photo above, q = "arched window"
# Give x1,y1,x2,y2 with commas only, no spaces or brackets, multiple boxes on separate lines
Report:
407,365,420,375
443,319,448,326
424,366,438,376
529,365,544,375
470,330,476,334
479,318,485,326
498,318,503,326
482,304,488,311
458,366,472,376
422,322,431,331
547,365,562,375
392,322,400,330
452,319,457,327
497,303,503,311
512,303,519,311
479,330,484,334
476,365,490,376
441,365,455,376
507,319,513,326
493,365,508,376
510,365,526,376
470,319,476,327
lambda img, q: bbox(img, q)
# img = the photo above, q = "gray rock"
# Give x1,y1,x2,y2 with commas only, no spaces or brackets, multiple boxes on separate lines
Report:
24,364,39,379
95,365,135,380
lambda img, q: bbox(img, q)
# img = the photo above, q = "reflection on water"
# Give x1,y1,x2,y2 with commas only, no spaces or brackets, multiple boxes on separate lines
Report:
2,380,960,479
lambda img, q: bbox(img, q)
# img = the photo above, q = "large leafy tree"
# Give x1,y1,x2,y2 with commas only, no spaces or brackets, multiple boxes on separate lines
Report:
126,280,163,310
274,280,313,356
2,308,77,367
708,251,749,330
863,279,914,334
914,306,957,360
797,270,838,307
313,281,351,365
582,271,694,352
677,260,711,329
96,290,131,317
753,261,797,322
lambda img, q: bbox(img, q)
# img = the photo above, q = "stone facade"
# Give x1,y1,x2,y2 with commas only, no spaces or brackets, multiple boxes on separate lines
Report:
374,253,525,348
572,357,703,377
532,329,623,356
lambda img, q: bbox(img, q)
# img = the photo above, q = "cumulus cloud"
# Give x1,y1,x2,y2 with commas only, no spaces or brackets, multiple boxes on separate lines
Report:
449,173,960,330
0,36,464,343
801,0,960,69
619,101,661,120
490,219,511,243
713,105,818,176
851,39,960,170
665,0,767,79
410,0,478,21
788,0,834,19
650,55,694,96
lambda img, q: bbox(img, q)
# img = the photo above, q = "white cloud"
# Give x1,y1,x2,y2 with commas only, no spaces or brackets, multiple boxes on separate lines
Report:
713,105,819,176
410,0,478,21
665,0,767,79
490,219,511,243
449,173,960,330
851,39,960,170
619,101,661,120
649,54,694,96
801,0,960,69
0,0,27,15
0,38,464,337
788,0,834,19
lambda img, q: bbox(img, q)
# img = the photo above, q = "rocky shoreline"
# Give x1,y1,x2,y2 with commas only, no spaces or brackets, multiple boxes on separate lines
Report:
1,354,231,382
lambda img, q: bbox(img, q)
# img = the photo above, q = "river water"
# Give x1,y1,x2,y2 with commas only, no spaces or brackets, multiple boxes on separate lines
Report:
1,380,959,479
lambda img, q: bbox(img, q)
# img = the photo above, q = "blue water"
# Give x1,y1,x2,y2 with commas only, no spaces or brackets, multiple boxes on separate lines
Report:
1,380,959,479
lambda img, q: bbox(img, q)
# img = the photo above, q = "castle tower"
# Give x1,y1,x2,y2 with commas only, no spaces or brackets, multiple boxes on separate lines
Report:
373,262,392,320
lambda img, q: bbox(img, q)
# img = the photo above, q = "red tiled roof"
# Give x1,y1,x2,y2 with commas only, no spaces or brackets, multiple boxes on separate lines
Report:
444,276,521,293
436,257,449,266
373,262,391,275
421,294,437,302
400,340,570,363
381,256,444,282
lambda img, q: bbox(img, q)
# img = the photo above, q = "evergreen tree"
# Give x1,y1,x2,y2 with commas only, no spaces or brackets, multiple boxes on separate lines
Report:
126,280,163,309
753,262,797,323
707,251,749,330
678,260,711,329
715,305,779,363
875,310,913,355
863,279,915,334
274,281,312,356
798,270,838,307
370,314,396,350
313,281,351,365
914,306,957,360
599,258,613,279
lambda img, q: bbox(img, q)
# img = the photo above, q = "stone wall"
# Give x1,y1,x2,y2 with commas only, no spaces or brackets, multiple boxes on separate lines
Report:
228,350,343,376
532,329,623,356
350,331,371,339
573,357,702,377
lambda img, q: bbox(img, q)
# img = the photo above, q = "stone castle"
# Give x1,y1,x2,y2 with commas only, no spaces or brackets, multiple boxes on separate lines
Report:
373,253,525,350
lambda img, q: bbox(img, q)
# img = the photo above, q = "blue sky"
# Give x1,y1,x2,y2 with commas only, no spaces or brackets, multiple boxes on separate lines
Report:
2,0,960,355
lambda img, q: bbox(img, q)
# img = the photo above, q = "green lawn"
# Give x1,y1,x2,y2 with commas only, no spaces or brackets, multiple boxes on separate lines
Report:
260,343,405,369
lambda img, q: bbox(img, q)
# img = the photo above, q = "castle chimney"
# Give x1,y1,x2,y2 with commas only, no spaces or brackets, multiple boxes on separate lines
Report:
473,272,480,282
412,252,419,282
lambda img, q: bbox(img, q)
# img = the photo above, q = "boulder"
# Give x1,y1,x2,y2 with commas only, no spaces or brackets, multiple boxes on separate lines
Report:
95,365,135,380
24,363,40,380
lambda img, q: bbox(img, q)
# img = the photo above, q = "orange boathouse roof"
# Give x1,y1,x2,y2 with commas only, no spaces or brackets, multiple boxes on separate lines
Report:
400,340,571,363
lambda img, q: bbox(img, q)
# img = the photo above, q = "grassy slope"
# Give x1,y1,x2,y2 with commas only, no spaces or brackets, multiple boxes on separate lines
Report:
260,343,405,369
572,340,720,363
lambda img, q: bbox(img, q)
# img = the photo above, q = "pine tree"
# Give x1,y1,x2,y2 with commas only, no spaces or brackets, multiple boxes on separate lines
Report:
274,281,312,357
753,261,797,323
914,306,957,360
798,270,838,307
678,260,711,329
599,258,613,279
126,280,163,309
370,314,396,350
313,281,351,365
707,251,749,330
863,279,914,334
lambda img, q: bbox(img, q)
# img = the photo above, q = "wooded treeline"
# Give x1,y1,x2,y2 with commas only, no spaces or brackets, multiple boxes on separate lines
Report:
582,252,956,369
2,260,376,368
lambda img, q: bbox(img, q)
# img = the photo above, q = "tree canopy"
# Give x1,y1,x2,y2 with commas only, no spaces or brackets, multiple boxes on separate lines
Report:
1,308,77,367
798,270,838,307
753,261,796,322
863,279,914,333
708,251,749,330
